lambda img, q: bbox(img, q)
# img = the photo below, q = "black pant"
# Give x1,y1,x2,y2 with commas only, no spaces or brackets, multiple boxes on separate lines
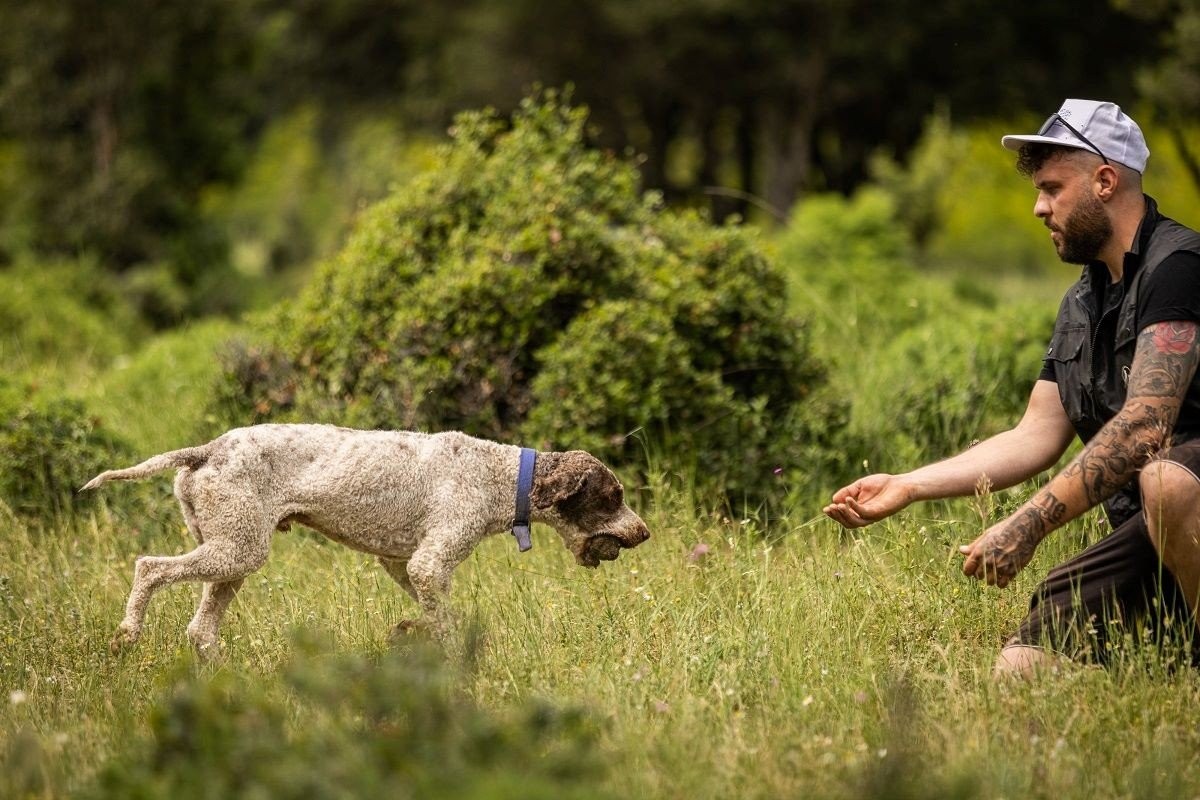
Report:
1009,444,1200,664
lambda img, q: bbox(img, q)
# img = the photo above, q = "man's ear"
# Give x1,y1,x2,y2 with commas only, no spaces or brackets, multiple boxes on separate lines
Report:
1095,163,1119,201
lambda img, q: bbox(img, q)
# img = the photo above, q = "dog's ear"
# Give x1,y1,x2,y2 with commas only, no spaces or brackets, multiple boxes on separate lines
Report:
530,451,592,511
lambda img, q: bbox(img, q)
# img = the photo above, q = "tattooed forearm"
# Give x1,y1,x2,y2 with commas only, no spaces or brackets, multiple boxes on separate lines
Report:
1034,491,1068,526
998,492,1065,549
1047,322,1200,510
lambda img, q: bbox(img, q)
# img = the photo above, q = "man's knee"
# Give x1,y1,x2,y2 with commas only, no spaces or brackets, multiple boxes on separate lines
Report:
993,644,1061,679
1139,459,1200,549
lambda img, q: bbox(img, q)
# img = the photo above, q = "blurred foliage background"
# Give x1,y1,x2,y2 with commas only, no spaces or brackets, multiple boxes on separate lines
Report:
1,0,1199,511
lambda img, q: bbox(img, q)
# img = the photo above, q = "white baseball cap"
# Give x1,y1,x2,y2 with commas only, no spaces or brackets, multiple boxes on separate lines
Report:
1001,99,1149,173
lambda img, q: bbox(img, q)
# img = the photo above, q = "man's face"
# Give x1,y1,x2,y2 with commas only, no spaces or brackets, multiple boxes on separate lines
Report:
1032,155,1113,265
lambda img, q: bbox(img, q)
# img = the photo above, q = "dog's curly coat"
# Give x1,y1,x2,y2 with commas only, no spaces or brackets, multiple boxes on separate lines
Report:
82,424,650,656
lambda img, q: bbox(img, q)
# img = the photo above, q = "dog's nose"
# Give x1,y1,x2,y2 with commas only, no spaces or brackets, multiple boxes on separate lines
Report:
627,521,650,546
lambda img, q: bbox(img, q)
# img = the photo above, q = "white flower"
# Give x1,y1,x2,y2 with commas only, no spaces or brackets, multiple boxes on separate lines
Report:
10,690,27,705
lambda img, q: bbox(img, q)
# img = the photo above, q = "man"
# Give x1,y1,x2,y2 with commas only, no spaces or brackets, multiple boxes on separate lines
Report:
824,99,1200,676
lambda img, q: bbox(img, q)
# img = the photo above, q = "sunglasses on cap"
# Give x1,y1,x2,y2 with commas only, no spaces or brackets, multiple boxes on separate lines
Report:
1038,113,1110,165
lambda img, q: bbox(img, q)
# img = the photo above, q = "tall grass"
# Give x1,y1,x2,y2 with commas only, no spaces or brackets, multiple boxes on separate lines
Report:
4,473,1200,798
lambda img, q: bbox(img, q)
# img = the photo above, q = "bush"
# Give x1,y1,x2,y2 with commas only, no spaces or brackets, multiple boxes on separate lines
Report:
83,317,243,454
0,257,146,375
0,381,132,518
776,188,941,343
89,635,610,800
775,188,1049,476
216,91,842,501
850,301,1055,471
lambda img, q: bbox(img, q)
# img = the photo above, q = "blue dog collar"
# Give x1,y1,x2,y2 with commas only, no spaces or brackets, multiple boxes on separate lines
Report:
512,447,536,552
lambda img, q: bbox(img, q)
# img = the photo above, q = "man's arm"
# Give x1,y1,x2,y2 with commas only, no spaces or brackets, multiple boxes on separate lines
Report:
824,379,1075,528
961,321,1200,586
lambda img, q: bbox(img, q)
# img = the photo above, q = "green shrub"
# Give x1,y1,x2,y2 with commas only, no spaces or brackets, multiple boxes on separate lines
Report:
775,188,1050,476
201,106,440,285
0,382,132,517
775,188,942,346
216,91,842,501
84,317,243,454
850,301,1055,470
868,109,969,252
0,257,146,376
89,634,610,800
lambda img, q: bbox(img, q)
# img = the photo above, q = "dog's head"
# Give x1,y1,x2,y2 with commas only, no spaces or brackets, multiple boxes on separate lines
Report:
530,450,650,568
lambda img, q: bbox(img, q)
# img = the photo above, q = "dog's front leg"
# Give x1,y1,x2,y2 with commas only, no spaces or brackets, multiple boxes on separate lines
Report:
399,533,476,641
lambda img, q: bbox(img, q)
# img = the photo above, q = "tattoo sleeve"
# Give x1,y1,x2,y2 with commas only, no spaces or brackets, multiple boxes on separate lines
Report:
1055,321,1200,510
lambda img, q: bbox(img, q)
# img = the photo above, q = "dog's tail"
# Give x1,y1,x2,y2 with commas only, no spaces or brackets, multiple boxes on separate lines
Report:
80,444,214,492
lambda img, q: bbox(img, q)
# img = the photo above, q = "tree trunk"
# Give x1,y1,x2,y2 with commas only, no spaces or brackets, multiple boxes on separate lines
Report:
761,53,826,223
1167,120,1200,197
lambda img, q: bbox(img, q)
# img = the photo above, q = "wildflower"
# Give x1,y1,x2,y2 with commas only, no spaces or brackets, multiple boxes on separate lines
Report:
9,690,27,705
688,543,711,564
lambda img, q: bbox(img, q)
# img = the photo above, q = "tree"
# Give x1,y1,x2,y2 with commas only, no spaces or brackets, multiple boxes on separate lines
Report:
1120,0,1200,191
399,0,1167,220
0,0,263,275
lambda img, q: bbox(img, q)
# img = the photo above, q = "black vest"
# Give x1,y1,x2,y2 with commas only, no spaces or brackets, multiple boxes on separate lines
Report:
1044,196,1200,527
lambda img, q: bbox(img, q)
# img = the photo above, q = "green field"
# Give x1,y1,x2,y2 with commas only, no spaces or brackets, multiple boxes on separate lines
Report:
5,108,1200,798
5,466,1200,798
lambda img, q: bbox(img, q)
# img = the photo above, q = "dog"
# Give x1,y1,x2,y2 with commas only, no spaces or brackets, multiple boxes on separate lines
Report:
82,424,650,656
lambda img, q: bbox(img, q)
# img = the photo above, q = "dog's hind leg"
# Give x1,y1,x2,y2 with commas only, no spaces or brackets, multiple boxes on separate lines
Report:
111,511,271,654
174,471,246,659
175,470,203,545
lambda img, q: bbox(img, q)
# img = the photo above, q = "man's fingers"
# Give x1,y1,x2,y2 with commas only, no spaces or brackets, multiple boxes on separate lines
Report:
844,496,875,521
964,556,1012,587
823,503,869,529
961,547,979,576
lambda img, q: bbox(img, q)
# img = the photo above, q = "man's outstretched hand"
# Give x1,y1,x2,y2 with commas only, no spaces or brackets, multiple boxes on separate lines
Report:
823,474,915,529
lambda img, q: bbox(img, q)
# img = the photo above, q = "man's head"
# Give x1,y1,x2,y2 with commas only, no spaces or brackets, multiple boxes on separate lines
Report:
1000,99,1147,265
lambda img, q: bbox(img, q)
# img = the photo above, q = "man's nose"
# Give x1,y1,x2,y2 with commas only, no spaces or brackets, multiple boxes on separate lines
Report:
1034,192,1051,219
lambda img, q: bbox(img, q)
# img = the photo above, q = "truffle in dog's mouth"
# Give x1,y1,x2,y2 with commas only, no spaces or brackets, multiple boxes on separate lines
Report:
580,534,623,568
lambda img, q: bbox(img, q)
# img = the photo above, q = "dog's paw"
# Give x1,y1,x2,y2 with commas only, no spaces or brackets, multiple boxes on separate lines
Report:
387,618,432,646
109,624,140,654
188,636,225,662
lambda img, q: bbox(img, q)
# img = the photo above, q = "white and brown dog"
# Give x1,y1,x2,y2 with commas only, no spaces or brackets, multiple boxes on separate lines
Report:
82,424,650,656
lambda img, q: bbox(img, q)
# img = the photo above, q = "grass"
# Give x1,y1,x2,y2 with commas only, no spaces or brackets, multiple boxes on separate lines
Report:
5,472,1200,798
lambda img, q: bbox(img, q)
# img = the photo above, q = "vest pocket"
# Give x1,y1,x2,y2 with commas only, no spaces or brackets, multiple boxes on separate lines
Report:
1046,323,1086,362
1046,323,1088,425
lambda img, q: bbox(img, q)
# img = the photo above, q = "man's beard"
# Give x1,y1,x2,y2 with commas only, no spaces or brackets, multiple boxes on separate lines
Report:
1054,192,1112,264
